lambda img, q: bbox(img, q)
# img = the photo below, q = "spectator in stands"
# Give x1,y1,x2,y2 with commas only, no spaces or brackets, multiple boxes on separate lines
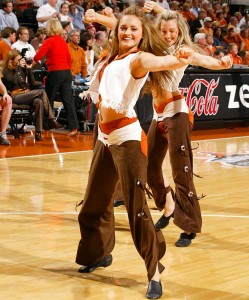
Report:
199,16,213,36
221,3,231,24
68,3,85,30
194,32,211,55
206,34,215,56
155,0,170,10
240,27,249,51
92,31,107,63
213,48,226,60
227,43,243,65
59,2,73,29
239,14,249,29
61,28,68,41
190,0,201,18
0,27,16,61
36,0,59,28
213,26,227,49
0,0,19,31
79,31,94,76
190,9,206,37
234,11,244,29
180,3,196,23
33,18,79,137
68,29,87,79
0,77,12,145
86,24,96,38
1,49,62,141
223,27,243,50
11,27,36,59
228,17,240,34
31,27,47,51
169,1,180,11
215,9,227,28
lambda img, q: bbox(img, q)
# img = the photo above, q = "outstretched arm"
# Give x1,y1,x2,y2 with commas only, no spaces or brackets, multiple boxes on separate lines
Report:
131,47,193,78
192,52,233,70
84,8,117,30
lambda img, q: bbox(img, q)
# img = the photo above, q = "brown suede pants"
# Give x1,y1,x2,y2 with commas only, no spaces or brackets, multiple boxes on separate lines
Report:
76,138,166,280
147,113,202,233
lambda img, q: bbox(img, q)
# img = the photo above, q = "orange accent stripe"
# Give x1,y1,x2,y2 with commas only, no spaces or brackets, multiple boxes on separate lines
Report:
154,94,184,113
99,117,138,135
141,130,148,157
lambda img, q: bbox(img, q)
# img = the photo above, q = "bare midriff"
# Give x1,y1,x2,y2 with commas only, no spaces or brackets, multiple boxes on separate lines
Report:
152,89,182,108
99,106,127,124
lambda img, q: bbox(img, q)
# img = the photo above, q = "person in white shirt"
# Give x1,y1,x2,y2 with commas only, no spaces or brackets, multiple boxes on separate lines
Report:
59,2,73,29
11,27,36,59
36,0,59,28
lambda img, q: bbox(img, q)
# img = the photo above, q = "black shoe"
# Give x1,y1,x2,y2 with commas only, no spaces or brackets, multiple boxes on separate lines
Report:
49,119,64,129
78,254,113,273
35,132,43,141
146,280,162,299
155,211,174,230
113,200,124,207
175,232,197,247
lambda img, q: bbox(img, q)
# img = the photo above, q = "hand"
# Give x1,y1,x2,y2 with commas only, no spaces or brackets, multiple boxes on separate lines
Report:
84,9,96,24
2,93,12,104
220,55,233,69
102,7,113,17
51,12,59,18
143,1,155,13
175,46,193,65
18,58,26,68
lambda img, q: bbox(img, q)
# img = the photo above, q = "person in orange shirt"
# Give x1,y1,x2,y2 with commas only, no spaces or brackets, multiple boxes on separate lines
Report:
199,17,213,36
67,29,87,79
179,3,196,23
223,27,243,50
240,27,249,51
13,0,33,10
0,27,16,61
227,43,243,65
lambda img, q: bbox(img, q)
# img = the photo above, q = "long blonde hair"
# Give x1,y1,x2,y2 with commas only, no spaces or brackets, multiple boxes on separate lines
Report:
109,5,174,94
154,9,195,52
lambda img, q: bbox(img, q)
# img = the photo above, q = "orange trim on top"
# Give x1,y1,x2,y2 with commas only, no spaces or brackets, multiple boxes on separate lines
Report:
154,94,184,113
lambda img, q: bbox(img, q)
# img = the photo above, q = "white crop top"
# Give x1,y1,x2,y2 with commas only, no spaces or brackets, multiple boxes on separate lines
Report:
98,53,149,118
164,45,188,92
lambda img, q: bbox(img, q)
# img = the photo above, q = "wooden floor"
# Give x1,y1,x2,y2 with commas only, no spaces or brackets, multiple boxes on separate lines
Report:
0,127,249,300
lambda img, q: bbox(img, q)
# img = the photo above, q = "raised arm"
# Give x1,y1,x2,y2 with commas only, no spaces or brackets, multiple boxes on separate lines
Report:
143,1,165,14
192,52,233,70
84,8,117,30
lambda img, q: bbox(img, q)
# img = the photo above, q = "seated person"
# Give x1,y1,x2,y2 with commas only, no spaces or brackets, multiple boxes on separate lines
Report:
227,43,243,65
0,77,12,145
1,49,62,141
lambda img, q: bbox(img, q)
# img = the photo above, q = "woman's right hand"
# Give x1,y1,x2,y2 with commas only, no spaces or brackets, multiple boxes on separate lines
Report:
175,46,194,65
84,9,96,24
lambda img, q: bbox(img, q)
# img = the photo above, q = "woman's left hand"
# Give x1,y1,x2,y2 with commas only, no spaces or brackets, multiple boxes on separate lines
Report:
175,46,194,65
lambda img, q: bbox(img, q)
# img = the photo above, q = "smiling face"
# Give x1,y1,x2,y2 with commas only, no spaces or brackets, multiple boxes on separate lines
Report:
160,19,179,47
118,15,143,54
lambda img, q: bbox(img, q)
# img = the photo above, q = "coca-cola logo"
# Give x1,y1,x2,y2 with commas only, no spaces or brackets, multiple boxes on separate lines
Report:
179,78,220,116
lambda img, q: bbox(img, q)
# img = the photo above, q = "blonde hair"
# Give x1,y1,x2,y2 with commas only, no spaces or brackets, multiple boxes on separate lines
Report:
155,9,195,51
1,49,21,71
110,5,174,95
46,18,63,36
